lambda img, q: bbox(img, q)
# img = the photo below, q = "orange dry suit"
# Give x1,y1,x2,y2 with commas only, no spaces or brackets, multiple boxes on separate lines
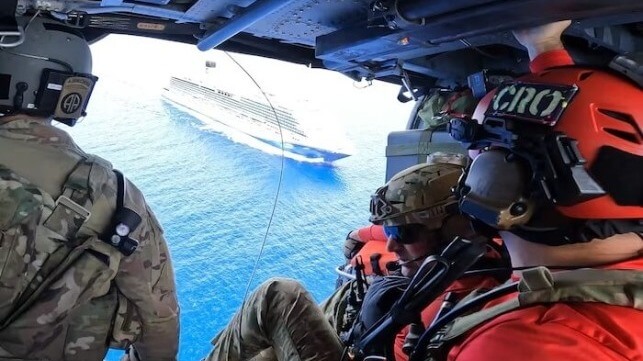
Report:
344,226,507,361
446,256,643,361
393,242,505,361
439,50,643,361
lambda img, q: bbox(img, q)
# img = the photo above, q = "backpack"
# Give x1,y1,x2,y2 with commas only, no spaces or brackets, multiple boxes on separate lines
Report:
0,155,143,355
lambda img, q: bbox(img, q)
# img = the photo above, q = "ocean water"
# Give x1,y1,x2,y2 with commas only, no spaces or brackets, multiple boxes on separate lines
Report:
67,35,415,360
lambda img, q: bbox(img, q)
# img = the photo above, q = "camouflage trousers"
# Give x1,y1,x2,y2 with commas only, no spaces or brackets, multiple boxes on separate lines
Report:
204,278,345,361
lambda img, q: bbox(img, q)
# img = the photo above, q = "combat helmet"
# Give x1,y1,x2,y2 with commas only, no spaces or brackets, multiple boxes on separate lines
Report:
369,153,468,229
450,57,642,240
0,15,97,126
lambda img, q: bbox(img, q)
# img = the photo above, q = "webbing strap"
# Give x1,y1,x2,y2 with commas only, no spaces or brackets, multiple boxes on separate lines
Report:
440,297,518,342
385,129,438,158
518,267,643,308
42,157,93,241
0,157,96,329
61,157,94,209
418,128,435,164
440,267,643,342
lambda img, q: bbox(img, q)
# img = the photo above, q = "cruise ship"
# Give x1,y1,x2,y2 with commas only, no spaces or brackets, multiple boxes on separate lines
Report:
161,75,352,162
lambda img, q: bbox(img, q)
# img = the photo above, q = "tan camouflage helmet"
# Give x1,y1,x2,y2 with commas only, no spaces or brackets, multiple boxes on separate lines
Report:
426,151,469,168
369,159,465,229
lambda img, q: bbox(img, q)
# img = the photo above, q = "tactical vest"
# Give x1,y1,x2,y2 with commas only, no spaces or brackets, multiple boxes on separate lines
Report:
0,155,143,359
421,266,643,361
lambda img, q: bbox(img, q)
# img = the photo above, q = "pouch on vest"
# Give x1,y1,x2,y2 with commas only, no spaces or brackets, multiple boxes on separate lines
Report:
415,89,476,129
110,291,143,348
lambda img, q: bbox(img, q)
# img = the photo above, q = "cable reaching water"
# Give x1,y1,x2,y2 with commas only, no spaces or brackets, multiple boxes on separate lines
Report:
223,51,286,310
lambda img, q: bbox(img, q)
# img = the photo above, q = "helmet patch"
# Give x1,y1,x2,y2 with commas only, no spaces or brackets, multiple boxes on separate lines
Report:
486,82,578,126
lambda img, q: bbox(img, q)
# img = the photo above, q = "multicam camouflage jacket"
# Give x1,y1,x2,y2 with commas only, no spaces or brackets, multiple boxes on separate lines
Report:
0,116,179,361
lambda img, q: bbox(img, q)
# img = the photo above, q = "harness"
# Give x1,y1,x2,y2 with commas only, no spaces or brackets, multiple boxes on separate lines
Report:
410,266,643,361
345,237,488,361
0,156,142,329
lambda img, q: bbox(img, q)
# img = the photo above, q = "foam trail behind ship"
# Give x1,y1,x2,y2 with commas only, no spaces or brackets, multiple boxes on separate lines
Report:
161,98,328,164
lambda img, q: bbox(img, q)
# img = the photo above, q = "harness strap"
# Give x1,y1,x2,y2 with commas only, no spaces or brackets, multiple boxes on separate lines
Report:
60,157,94,208
0,157,95,329
1,158,142,330
418,127,435,164
439,267,643,343
43,157,93,240
419,128,465,162
440,297,519,342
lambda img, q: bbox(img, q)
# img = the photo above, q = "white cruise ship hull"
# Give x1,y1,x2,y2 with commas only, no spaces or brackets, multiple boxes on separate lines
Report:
161,78,351,162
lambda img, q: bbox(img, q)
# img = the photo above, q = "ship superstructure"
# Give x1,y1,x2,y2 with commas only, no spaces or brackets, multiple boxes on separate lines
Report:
163,76,352,162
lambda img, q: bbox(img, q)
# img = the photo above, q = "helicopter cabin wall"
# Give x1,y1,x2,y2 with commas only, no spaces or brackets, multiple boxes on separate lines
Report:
384,128,466,182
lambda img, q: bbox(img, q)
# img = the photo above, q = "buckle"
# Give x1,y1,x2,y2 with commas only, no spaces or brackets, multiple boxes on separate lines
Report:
55,195,91,222
64,11,91,28
44,195,91,239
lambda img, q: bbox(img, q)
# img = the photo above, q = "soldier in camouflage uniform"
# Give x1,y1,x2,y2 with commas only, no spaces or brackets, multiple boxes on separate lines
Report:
0,16,179,360
202,154,481,361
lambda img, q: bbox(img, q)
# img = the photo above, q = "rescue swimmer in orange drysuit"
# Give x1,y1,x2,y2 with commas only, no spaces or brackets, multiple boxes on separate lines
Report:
408,21,643,361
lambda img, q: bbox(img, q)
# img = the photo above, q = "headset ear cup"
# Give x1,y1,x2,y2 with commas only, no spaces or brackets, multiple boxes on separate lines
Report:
459,150,537,229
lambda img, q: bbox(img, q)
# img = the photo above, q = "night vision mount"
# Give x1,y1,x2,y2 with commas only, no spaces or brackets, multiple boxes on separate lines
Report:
447,81,606,207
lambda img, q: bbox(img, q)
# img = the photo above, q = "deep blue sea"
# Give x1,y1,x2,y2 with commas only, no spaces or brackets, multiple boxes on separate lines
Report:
67,35,414,361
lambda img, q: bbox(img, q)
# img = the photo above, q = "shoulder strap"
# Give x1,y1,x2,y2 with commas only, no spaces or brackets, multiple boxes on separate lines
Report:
0,162,142,329
101,169,142,256
0,157,95,329
440,266,643,343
